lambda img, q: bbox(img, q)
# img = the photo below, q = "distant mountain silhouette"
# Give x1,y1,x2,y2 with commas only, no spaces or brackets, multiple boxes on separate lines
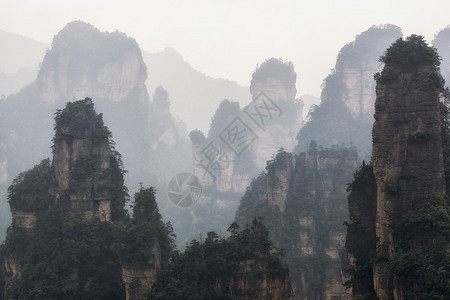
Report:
144,47,251,132
0,30,48,96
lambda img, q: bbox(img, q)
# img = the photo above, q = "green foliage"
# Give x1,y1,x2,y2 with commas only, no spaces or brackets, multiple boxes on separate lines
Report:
71,154,95,180
295,97,372,158
380,35,441,68
107,152,129,221
346,161,373,192
8,159,54,211
151,220,289,299
115,187,175,267
390,195,450,248
2,187,175,299
2,215,125,299
391,247,450,299
53,98,111,143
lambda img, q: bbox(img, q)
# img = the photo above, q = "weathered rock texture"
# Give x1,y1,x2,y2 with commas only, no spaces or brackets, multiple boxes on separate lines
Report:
345,164,378,299
37,21,147,105
121,243,161,300
52,99,115,220
236,143,358,299
346,35,450,300
1,100,170,299
296,25,402,158
372,36,446,300
0,21,191,245
249,58,304,170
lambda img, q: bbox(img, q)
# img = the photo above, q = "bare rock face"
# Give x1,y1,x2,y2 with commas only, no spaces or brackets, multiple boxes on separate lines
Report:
334,25,402,119
10,210,36,229
296,25,402,158
249,58,303,170
122,243,161,300
53,98,114,220
346,35,449,300
37,21,148,105
372,36,446,299
266,151,293,213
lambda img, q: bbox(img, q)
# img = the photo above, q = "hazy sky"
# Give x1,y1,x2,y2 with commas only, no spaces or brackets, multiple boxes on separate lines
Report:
2,0,450,97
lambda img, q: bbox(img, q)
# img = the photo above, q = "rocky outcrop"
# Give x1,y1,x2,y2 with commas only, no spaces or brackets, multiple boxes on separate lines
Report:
122,243,161,300
1,100,172,299
249,58,303,170
0,21,192,247
37,21,148,105
10,210,36,229
296,25,402,158
52,98,115,221
186,59,303,246
346,35,450,300
372,35,446,299
236,143,358,299
266,151,292,213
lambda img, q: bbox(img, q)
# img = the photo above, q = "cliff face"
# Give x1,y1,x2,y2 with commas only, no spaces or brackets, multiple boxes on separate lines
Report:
236,143,358,299
346,35,450,300
296,25,402,158
345,164,377,299
372,36,446,299
52,99,116,221
0,21,192,244
37,21,148,105
249,58,304,170
1,100,173,299
186,59,303,246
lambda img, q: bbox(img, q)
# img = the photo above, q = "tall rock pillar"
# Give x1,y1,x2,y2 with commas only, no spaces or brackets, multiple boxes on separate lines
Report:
372,35,446,299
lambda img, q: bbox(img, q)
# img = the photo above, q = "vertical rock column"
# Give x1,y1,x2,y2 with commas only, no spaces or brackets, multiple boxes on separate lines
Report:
371,38,446,299
53,99,113,220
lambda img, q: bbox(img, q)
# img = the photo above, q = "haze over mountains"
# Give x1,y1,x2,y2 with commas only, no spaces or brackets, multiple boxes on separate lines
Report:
0,31,319,132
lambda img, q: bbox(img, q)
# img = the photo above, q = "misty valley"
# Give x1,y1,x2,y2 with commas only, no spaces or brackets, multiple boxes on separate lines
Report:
0,21,450,300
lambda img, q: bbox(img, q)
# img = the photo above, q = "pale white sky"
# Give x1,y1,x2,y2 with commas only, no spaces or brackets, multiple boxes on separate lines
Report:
1,0,450,97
